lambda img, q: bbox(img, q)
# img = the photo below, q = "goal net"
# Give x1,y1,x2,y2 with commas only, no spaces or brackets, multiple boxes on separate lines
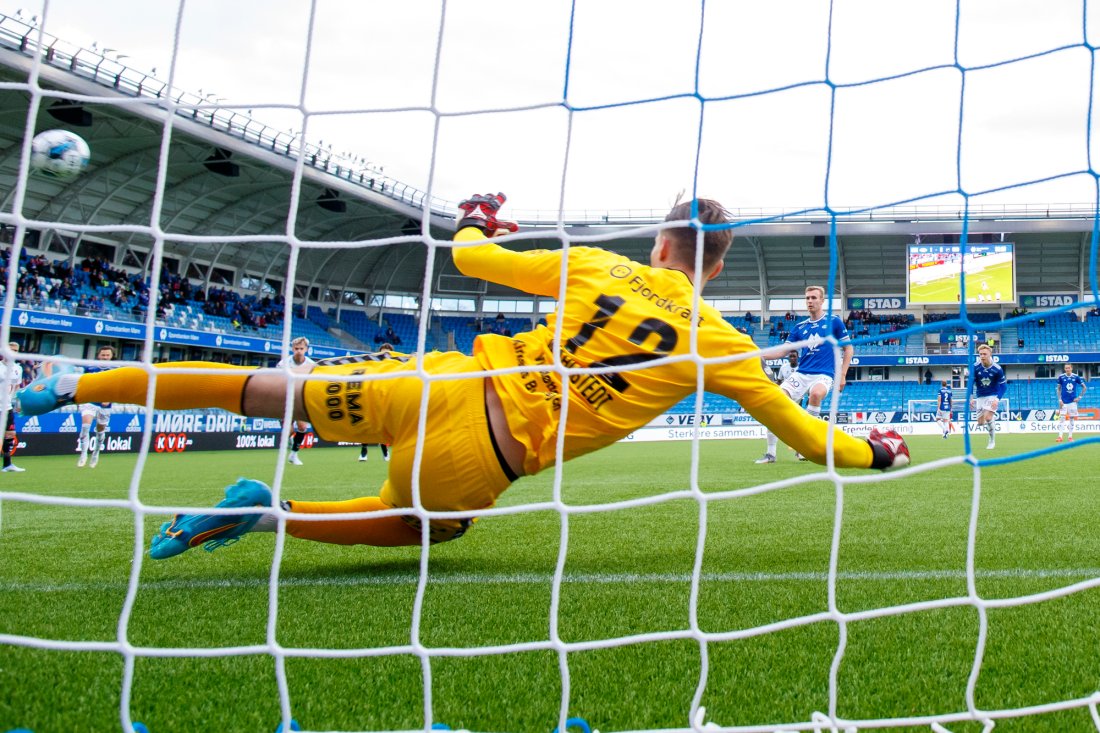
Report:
2,3,1100,733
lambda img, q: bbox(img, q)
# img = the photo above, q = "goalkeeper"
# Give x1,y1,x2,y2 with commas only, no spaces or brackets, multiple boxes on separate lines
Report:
17,193,910,558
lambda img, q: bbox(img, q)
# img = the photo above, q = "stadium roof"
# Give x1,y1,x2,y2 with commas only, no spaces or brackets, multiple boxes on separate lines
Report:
0,13,1097,305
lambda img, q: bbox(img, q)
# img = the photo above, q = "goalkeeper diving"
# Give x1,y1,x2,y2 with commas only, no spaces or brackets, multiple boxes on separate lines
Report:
16,193,911,558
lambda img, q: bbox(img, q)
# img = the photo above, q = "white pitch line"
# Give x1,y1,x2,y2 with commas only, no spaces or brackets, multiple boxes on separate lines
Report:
2,567,1099,594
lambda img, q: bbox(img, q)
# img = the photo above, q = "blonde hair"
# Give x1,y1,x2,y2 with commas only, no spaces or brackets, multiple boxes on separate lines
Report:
291,337,310,348
977,343,993,354
805,285,826,299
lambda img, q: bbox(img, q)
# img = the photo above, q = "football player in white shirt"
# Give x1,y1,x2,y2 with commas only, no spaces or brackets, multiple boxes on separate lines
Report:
278,337,316,465
78,345,117,468
1,341,25,472
777,351,797,384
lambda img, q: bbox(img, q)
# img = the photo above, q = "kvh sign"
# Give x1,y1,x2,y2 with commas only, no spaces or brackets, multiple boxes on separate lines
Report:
847,297,906,310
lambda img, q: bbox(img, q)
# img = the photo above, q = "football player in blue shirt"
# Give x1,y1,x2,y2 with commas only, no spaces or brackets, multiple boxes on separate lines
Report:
1055,362,1087,442
969,343,1007,450
756,285,853,463
936,379,954,438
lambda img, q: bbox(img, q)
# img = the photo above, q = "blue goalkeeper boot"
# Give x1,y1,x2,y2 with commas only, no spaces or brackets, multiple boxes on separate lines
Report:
149,478,272,560
15,364,77,415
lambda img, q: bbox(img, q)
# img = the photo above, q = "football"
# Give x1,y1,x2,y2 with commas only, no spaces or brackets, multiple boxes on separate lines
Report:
30,128,90,180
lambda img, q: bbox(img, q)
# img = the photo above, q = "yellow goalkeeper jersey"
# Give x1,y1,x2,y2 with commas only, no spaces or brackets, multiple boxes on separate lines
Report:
452,229,871,475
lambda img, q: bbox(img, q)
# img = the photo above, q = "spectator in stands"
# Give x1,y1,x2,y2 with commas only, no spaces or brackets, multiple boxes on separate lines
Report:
923,368,933,385
384,325,401,345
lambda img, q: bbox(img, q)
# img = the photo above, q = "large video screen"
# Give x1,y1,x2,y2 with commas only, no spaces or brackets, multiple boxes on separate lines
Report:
906,243,1016,305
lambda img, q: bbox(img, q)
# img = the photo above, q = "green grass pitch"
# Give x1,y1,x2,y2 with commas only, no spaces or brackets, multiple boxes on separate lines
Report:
910,260,1015,305
2,436,1099,732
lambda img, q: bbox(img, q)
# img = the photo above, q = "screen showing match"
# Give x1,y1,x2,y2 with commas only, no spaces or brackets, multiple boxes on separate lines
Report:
906,243,1016,305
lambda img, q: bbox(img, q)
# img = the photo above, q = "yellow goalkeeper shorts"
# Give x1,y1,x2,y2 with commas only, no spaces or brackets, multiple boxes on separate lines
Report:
301,351,514,542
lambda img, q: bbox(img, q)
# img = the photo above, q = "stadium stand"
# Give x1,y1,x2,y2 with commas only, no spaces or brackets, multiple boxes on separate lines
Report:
667,378,1099,415
0,245,351,349
4,245,1097,416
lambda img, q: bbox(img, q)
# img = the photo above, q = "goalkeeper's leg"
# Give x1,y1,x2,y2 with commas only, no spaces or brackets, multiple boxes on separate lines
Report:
280,355,514,545
150,355,516,555
18,362,265,417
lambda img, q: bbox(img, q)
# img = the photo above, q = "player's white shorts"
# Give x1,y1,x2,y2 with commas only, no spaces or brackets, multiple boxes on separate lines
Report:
936,409,952,421
974,396,1000,414
780,371,834,402
80,403,110,427
1060,402,1079,418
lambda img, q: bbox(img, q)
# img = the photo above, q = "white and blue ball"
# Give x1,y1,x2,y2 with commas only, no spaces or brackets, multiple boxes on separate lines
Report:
30,129,90,180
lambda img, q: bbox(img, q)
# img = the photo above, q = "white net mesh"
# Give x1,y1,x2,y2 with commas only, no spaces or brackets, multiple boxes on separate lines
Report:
1,3,1100,733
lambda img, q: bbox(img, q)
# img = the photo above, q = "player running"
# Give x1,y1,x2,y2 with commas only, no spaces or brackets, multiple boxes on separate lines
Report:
77,345,116,468
755,286,853,464
278,337,315,465
969,343,1007,450
17,193,910,559
936,380,954,438
1055,362,1087,443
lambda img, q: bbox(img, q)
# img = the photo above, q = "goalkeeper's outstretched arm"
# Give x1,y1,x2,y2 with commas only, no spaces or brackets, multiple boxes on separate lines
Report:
747,391,907,470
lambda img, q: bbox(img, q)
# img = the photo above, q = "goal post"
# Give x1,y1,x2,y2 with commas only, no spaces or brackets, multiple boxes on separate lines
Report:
905,399,942,431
